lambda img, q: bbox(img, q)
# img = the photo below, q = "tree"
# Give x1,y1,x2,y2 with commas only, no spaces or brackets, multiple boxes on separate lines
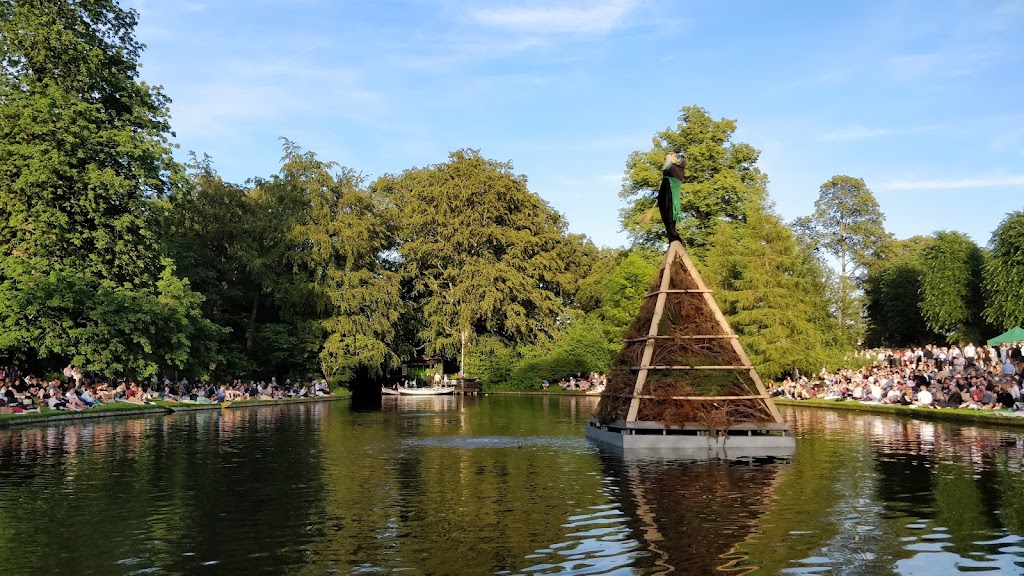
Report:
0,0,212,376
984,211,1024,330
246,141,402,381
165,155,257,376
619,106,767,251
375,150,589,367
796,175,889,347
702,206,841,378
918,231,987,343
863,236,934,346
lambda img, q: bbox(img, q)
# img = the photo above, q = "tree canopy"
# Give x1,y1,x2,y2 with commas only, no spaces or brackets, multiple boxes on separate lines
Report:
918,231,987,343
0,0,212,376
795,175,889,347
619,106,767,252
374,149,595,364
703,206,840,378
984,211,1024,331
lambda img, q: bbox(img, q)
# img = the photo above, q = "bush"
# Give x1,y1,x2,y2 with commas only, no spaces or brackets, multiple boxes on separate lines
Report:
506,353,596,389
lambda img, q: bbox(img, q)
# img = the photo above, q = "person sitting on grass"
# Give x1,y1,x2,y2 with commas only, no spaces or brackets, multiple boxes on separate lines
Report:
124,382,147,404
46,393,68,411
63,388,87,411
995,384,1016,410
78,386,98,408
914,385,934,408
939,382,964,408
961,383,988,410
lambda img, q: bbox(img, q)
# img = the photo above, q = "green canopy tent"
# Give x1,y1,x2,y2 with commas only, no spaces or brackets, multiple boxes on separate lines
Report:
987,326,1024,346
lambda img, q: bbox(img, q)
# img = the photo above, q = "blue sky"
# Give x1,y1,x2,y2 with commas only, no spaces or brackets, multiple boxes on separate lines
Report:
126,0,1024,250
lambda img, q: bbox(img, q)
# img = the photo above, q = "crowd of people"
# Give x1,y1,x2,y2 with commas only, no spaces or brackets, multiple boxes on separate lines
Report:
543,372,607,393
0,364,333,415
770,342,1024,412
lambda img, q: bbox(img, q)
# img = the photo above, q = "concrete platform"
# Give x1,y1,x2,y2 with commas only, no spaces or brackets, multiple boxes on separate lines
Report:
585,419,796,459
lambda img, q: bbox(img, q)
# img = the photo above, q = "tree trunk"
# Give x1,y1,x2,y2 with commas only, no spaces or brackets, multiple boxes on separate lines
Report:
246,291,260,351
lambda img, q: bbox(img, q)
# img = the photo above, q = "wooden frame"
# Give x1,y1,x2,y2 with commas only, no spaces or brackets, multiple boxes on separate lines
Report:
624,241,785,424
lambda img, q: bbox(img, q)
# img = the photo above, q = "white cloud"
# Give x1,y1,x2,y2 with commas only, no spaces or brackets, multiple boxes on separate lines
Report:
882,175,1024,190
469,0,638,34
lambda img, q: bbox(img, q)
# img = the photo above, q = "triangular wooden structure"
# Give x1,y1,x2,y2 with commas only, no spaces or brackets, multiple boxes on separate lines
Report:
595,241,785,433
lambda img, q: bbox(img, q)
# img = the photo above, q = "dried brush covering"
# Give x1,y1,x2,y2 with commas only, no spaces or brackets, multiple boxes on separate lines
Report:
637,397,774,430
592,246,779,429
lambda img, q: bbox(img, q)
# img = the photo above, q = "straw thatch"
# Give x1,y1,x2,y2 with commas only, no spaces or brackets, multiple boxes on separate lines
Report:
595,244,780,431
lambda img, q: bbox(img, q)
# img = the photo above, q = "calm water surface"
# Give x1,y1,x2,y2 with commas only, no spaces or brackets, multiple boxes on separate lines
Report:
2,396,1024,575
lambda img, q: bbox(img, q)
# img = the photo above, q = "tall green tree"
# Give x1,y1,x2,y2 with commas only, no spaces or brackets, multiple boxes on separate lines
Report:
796,175,889,347
619,106,768,251
863,236,934,346
375,149,590,367
983,211,1024,331
918,231,987,343
246,141,402,381
703,206,840,378
165,155,264,376
0,0,213,376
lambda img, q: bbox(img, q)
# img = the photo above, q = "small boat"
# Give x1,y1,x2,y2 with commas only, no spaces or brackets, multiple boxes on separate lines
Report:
381,386,401,396
397,386,456,396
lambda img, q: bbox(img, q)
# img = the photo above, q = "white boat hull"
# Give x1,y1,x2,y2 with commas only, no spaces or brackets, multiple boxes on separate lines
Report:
397,386,456,396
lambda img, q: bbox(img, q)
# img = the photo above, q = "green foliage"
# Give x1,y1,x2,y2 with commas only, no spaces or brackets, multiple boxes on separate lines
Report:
919,231,987,343
864,236,941,347
619,106,767,251
702,207,843,378
506,314,618,388
799,175,889,277
0,0,212,376
983,211,1024,330
867,260,929,346
796,175,890,347
376,149,591,362
464,335,515,388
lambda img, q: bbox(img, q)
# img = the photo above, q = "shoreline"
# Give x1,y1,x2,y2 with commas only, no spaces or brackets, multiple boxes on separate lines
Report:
773,397,1024,428
0,393,351,428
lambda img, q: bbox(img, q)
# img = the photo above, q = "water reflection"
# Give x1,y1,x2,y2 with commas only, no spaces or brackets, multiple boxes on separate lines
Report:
4,399,1024,574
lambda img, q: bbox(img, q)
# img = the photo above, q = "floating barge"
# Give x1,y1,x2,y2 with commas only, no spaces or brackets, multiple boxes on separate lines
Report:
587,240,795,457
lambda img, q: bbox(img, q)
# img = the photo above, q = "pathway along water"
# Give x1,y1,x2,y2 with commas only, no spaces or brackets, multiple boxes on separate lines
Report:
1,395,1024,574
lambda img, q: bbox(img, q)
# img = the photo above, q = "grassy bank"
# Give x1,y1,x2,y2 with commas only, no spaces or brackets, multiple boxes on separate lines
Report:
774,397,1024,428
0,391,352,427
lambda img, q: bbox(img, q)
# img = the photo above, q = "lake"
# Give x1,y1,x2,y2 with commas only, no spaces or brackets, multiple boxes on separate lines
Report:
2,395,1024,575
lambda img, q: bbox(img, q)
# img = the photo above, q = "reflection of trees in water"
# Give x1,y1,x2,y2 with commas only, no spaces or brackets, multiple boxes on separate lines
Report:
0,408,331,574
785,407,1024,469
598,454,785,575
777,407,1024,569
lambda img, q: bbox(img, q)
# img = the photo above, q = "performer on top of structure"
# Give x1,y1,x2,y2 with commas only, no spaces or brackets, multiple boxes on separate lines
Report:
658,151,686,243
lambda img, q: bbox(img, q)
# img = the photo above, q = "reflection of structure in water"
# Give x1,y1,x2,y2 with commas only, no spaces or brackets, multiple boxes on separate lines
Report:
601,453,786,575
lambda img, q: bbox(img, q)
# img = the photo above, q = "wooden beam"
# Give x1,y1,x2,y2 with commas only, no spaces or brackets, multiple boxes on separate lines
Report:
606,394,768,401
630,365,753,370
626,242,679,421
644,289,712,298
674,245,786,424
622,335,738,343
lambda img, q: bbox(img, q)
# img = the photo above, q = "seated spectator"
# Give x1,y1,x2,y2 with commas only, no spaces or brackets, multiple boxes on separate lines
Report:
914,385,933,408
